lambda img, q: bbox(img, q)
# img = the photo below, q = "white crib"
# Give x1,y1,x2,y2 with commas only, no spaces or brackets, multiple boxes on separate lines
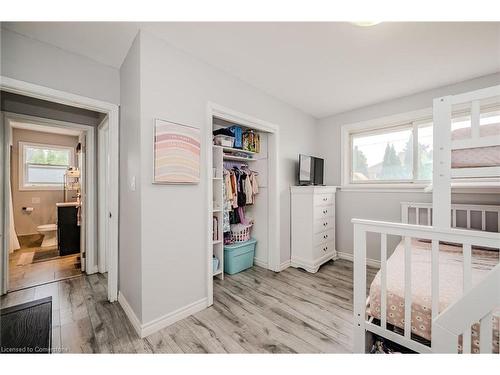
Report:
352,85,500,354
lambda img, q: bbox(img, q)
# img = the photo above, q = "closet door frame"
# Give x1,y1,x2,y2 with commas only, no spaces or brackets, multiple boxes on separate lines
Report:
206,102,280,306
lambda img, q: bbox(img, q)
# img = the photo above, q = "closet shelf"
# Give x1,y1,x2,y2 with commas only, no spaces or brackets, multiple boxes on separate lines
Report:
222,146,257,155
223,154,256,162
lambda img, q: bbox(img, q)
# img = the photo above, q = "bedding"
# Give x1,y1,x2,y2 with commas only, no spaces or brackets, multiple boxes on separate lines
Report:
451,122,500,168
367,238,499,353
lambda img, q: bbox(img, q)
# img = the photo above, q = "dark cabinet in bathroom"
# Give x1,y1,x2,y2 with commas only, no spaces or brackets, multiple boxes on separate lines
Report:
57,205,80,256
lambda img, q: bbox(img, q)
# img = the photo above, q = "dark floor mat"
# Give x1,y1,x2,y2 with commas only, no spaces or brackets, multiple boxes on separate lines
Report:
32,248,60,263
0,297,52,354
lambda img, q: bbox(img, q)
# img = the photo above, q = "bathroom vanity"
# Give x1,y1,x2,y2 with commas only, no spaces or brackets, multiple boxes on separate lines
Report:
56,202,80,256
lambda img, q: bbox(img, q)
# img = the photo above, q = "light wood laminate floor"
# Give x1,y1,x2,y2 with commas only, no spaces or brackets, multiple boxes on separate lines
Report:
9,235,82,291
0,259,376,353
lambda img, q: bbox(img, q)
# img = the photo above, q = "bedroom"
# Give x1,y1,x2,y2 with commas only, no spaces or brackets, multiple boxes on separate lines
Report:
0,2,499,372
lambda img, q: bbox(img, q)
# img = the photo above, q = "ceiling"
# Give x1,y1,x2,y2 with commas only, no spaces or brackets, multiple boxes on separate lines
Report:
3,22,500,118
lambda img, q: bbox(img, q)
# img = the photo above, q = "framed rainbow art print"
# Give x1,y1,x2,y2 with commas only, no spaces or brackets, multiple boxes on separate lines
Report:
153,119,200,184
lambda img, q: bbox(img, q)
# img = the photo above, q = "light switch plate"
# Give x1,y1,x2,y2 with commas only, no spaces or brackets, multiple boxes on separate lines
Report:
32,197,41,204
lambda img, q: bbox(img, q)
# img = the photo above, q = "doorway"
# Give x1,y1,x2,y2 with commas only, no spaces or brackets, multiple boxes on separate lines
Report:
0,76,119,302
5,117,86,290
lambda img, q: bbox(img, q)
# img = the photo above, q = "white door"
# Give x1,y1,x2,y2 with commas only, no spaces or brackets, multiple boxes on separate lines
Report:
78,133,86,272
98,119,110,273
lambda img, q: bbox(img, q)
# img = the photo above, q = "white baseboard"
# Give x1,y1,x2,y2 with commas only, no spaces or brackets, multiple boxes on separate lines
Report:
85,264,99,274
253,257,268,269
118,291,208,338
277,260,290,271
118,291,142,337
337,251,381,268
254,257,289,272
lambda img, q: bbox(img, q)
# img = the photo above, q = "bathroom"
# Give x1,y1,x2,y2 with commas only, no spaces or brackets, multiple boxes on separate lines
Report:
8,122,83,290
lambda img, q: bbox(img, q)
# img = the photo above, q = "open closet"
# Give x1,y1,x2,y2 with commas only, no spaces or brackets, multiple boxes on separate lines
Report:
207,107,280,305
211,117,270,278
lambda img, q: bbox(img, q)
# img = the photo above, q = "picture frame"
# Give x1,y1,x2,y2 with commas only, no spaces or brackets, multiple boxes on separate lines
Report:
153,119,200,184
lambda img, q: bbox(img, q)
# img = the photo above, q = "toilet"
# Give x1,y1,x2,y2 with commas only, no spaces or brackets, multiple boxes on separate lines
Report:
37,224,58,248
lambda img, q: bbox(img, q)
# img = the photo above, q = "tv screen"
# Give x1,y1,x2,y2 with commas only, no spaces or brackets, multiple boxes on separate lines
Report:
299,154,312,184
299,154,324,185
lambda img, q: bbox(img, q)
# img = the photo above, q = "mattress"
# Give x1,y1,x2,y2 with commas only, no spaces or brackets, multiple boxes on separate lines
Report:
451,123,500,168
368,238,499,353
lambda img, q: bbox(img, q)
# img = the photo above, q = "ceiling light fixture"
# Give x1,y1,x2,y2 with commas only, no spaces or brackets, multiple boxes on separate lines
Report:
352,21,382,27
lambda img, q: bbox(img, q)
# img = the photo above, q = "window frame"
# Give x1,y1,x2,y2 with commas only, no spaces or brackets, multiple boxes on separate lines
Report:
18,141,75,191
340,108,434,191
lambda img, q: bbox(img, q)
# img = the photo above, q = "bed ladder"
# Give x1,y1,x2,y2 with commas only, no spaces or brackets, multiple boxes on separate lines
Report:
432,264,500,353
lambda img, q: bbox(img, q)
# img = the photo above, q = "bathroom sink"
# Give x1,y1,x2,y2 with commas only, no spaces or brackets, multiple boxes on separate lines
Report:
56,202,80,207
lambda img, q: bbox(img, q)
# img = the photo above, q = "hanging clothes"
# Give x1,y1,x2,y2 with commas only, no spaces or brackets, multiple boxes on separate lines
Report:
237,169,247,207
222,164,259,229
222,170,231,233
230,172,238,208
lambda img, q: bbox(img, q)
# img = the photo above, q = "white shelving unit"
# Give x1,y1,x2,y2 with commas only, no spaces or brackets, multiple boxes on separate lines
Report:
212,146,224,279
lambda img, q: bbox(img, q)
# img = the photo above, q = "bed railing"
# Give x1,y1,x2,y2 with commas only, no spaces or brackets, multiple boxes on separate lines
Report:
401,202,500,230
432,264,500,353
352,218,500,353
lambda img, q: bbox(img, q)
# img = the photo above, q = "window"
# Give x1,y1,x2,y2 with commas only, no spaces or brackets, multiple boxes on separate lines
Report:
19,142,75,190
350,121,433,184
345,106,500,187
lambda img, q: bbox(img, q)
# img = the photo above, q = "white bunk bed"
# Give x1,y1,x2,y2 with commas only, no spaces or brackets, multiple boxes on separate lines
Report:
352,85,500,354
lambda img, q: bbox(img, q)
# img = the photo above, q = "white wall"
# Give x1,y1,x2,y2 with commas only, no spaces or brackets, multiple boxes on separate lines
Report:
316,72,500,260
125,30,316,324
1,28,120,105
118,34,143,321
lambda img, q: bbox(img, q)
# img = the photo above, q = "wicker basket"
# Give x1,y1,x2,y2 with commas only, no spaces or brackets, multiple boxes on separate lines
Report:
229,223,252,243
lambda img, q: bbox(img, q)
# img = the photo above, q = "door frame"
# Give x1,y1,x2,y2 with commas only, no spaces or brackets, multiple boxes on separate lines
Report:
0,76,119,302
97,117,110,273
205,102,280,306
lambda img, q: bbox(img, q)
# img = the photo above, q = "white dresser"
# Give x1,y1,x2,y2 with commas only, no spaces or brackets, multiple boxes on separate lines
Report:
290,186,338,273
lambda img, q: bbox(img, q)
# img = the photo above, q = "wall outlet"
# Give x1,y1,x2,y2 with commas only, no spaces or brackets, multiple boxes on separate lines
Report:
31,197,41,204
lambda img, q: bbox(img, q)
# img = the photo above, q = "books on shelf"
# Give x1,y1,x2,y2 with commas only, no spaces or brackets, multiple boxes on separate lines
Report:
213,216,219,242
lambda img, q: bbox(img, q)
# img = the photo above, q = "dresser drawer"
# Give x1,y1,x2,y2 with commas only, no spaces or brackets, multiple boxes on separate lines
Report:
314,205,334,219
313,241,334,259
313,229,334,246
314,193,335,207
314,217,333,233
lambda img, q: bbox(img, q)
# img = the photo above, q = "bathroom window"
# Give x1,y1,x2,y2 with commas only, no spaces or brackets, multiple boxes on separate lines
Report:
19,142,75,190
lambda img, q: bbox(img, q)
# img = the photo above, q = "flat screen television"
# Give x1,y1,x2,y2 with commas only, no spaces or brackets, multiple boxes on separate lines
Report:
298,154,324,186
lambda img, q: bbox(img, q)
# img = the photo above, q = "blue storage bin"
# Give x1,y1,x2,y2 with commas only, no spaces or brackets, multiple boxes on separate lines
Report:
224,239,257,275
213,256,219,273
